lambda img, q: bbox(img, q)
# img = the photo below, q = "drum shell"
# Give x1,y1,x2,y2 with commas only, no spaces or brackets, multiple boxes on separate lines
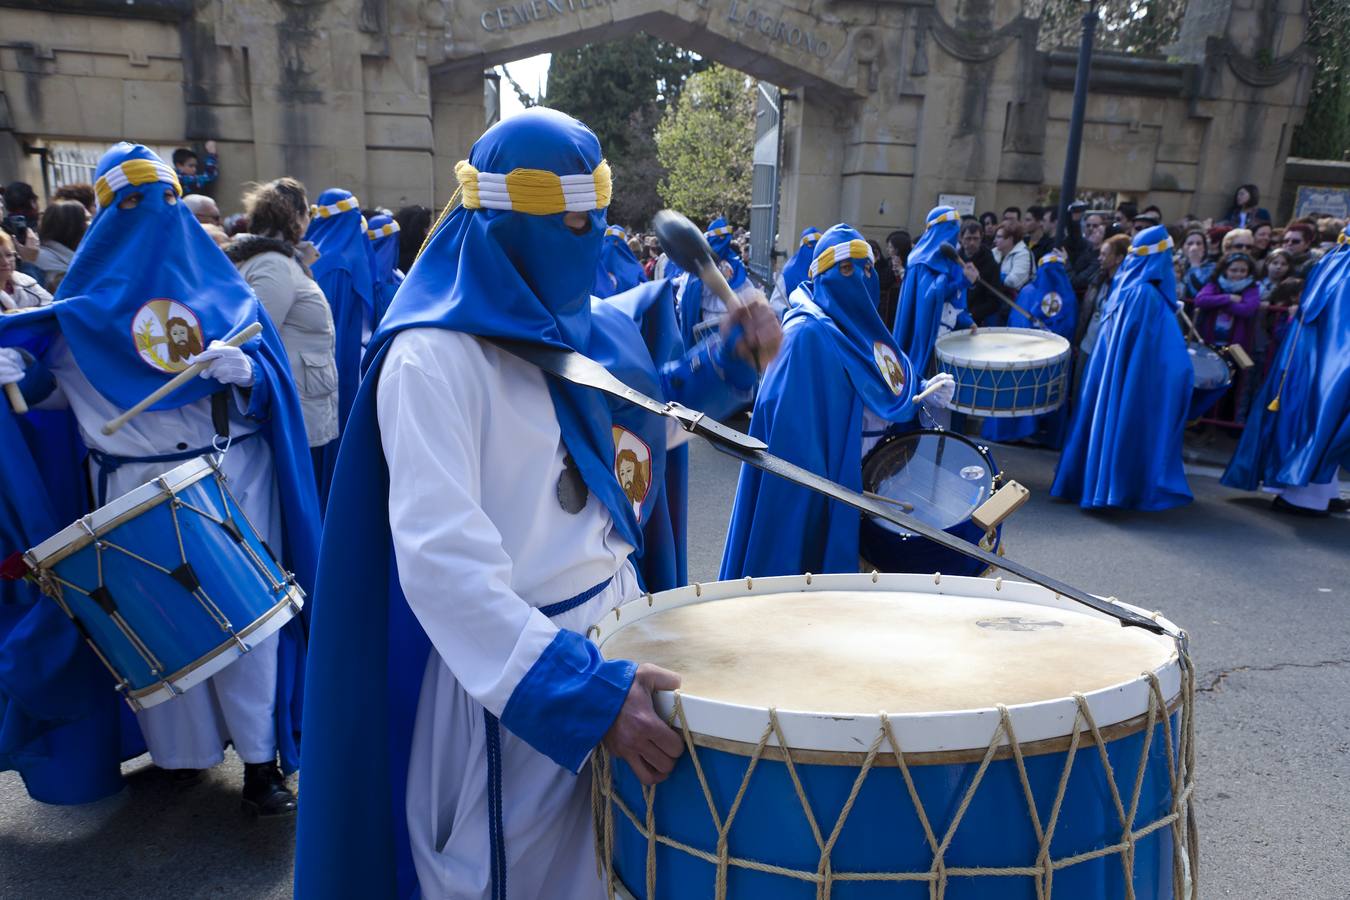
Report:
935,328,1071,418
26,458,301,708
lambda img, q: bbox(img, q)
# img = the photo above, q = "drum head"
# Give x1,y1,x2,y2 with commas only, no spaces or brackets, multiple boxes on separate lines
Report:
603,589,1174,717
935,327,1070,367
1188,342,1232,389
862,431,993,532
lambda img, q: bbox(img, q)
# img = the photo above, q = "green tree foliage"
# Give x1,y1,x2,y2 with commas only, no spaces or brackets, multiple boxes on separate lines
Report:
1291,0,1350,160
1030,0,1183,54
654,64,755,227
544,35,706,226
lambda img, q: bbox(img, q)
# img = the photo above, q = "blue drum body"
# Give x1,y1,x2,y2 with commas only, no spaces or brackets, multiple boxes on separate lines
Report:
860,430,1000,578
25,457,303,710
935,328,1071,418
1185,342,1232,420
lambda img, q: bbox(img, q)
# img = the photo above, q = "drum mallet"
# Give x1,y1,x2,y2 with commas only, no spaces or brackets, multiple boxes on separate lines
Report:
4,382,27,415
101,322,263,436
1176,302,1253,371
653,210,771,370
938,244,1051,331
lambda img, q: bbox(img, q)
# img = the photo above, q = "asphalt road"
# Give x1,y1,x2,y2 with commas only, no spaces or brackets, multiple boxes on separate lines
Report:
1,436,1346,899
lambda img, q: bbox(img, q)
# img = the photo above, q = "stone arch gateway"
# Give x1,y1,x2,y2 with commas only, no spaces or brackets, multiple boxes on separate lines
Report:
0,0,1313,252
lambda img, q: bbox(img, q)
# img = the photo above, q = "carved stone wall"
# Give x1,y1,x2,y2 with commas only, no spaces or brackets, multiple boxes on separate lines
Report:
0,0,1314,253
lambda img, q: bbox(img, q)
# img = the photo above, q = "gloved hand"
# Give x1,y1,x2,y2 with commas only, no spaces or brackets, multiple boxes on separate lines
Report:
189,341,255,388
919,372,956,411
0,348,26,386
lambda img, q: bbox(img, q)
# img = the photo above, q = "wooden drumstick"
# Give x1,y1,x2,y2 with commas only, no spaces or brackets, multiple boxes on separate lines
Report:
101,322,263,436
653,210,746,313
911,379,946,405
5,383,27,415
938,244,1052,331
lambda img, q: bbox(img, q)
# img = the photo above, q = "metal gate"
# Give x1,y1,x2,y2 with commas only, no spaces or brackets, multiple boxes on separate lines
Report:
746,82,782,285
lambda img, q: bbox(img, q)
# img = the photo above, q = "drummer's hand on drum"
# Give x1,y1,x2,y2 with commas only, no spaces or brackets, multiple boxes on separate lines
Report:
603,662,685,785
722,292,783,372
961,261,979,285
188,340,256,388
0,348,26,386
919,373,956,411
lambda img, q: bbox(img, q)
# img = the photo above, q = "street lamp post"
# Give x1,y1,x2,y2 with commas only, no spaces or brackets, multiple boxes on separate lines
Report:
1056,1,1099,248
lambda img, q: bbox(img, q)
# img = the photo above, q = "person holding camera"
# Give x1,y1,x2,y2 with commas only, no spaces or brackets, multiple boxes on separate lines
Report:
3,182,45,284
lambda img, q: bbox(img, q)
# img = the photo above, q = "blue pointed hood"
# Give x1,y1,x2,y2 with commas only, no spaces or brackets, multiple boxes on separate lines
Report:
594,224,646,298
907,206,963,279
780,226,821,298
305,188,376,320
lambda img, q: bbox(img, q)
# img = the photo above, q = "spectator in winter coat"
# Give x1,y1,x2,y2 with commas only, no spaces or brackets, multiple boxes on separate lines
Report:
34,200,87,293
1179,229,1215,299
1070,212,1108,297
1222,184,1270,229
959,218,1004,325
993,221,1033,294
1251,221,1274,261
1192,252,1261,354
171,142,219,191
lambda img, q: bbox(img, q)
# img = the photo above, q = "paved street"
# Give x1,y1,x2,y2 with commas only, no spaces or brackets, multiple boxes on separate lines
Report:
1,435,1347,899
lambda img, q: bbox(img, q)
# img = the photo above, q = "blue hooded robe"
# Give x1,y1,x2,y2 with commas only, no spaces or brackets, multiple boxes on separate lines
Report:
676,216,749,350
779,226,821,299
593,225,647,298
892,206,973,379
367,213,405,326
0,143,320,777
983,250,1079,448
1051,225,1193,510
1223,229,1350,492
295,109,753,900
305,187,377,506
720,225,916,579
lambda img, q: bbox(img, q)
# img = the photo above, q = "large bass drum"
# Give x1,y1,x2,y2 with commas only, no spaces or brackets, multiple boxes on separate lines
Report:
860,429,1001,577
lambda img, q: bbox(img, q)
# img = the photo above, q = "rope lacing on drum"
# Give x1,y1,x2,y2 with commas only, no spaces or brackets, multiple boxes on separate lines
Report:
593,659,1199,899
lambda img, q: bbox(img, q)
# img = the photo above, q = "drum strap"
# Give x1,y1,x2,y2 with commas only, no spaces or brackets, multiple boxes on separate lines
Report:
88,430,260,506
483,573,616,900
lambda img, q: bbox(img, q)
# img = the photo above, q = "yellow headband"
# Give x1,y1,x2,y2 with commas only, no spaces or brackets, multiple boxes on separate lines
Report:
311,196,360,218
809,239,874,277
605,225,626,239
94,159,182,210
1339,232,1349,245
367,221,400,240
706,224,735,239
1130,235,1175,256
801,232,821,247
928,209,961,227
1040,250,1068,267
456,160,611,214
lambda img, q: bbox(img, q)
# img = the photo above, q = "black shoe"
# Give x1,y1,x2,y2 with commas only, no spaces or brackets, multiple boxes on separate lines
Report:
167,768,203,790
241,761,297,818
1271,496,1330,518
1329,497,1349,514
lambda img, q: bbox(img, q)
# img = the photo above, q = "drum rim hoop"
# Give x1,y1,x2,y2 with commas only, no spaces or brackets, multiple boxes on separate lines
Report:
935,326,1071,370
27,455,218,568
593,573,1186,755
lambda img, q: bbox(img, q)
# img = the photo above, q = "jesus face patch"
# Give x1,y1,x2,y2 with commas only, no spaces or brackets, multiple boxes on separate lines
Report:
873,341,906,396
611,426,652,519
1040,291,1063,319
131,299,204,373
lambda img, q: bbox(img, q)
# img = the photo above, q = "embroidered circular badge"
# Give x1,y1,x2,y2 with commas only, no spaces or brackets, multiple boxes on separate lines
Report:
872,341,906,396
131,299,204,374
1040,291,1063,318
612,426,653,518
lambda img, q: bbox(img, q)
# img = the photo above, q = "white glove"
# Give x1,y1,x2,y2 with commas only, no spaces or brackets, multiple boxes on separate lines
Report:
919,372,956,411
189,341,255,388
0,348,26,386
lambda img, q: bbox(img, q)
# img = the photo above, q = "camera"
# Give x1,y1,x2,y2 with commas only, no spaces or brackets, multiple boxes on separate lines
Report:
2,214,29,243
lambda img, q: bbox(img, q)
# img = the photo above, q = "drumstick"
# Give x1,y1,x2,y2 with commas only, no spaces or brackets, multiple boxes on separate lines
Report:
5,383,26,415
101,322,263,436
863,491,914,513
938,244,1052,331
911,380,945,405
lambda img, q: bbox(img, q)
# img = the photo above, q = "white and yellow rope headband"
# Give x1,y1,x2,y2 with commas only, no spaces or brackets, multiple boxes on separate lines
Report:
312,196,361,218
927,209,961,228
1040,250,1068,266
809,239,875,278
95,159,182,210
1130,234,1175,256
605,225,627,239
367,220,400,240
456,160,611,214
801,232,821,247
706,223,735,240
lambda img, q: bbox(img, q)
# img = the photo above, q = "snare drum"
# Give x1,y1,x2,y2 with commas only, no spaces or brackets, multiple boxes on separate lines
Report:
23,456,304,710
1186,342,1232,420
593,574,1196,899
935,328,1072,417
860,430,1000,577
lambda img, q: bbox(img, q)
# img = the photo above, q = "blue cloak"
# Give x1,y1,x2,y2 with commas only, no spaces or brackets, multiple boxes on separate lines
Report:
367,213,405,326
0,143,320,775
983,251,1079,448
676,216,749,350
1223,230,1350,491
305,188,377,506
721,225,916,579
892,206,972,379
593,225,647,298
295,109,752,900
779,226,821,299
1051,225,1193,510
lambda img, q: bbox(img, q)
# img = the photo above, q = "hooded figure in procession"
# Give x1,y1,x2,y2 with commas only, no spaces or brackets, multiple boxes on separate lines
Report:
367,213,405,327
768,226,821,315
304,187,377,506
983,249,1079,448
1223,226,1350,515
593,224,647,299
294,109,777,900
891,205,977,380
674,216,758,350
1051,225,1193,511
0,143,320,815
720,224,955,580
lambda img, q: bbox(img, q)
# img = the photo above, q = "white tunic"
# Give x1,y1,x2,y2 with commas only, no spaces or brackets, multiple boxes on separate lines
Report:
379,328,638,900
39,337,282,769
